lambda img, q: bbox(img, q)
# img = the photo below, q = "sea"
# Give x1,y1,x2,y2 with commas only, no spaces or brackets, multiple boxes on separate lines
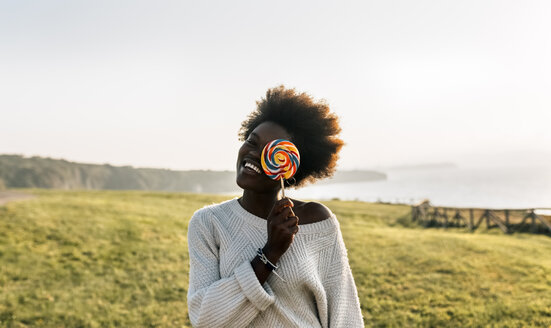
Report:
286,165,551,211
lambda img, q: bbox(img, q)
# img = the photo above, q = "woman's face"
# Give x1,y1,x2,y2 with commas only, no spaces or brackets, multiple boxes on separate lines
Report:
236,121,292,192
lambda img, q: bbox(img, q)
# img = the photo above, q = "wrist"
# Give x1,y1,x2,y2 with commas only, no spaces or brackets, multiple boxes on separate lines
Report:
256,247,287,283
262,245,281,264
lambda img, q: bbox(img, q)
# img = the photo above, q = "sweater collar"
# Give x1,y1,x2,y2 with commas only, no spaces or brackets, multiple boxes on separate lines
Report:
227,198,338,234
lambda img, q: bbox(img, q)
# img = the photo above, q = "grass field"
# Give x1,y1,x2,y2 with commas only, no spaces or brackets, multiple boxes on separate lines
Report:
1,189,550,327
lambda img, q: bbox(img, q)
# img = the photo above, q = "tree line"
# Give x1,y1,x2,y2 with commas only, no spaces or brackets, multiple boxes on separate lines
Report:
0,155,238,193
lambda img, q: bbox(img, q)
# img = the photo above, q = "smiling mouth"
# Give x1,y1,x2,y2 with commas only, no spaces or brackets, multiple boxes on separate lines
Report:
244,161,262,174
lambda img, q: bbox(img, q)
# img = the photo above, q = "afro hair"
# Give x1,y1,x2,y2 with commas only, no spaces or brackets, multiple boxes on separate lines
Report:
238,86,344,187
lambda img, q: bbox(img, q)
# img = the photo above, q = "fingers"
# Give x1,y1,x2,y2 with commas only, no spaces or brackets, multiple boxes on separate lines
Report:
285,216,299,236
280,206,295,219
268,198,295,223
285,216,299,228
274,198,294,214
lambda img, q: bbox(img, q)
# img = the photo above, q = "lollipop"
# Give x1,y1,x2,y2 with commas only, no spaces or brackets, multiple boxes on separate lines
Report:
261,139,300,197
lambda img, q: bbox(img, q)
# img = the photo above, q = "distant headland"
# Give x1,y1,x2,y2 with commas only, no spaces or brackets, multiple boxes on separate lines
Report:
0,154,386,193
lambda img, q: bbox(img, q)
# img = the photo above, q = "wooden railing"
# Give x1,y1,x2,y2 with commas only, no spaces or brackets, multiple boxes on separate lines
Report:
411,200,551,235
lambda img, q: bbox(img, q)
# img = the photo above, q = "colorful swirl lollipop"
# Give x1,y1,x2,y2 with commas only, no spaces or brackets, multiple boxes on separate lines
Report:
261,139,300,197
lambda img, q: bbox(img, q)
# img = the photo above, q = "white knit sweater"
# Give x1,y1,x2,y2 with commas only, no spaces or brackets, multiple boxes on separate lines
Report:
187,198,364,327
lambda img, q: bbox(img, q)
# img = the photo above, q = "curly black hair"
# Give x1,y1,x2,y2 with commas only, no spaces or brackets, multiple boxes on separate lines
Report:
238,86,344,188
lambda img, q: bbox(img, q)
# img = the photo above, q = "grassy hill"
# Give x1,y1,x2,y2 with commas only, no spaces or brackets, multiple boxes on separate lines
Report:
1,190,550,327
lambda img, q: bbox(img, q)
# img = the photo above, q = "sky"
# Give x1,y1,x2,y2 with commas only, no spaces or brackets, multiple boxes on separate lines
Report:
1,0,550,171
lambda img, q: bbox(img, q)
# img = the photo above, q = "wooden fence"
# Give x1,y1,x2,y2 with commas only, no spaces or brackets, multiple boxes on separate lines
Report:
411,200,551,235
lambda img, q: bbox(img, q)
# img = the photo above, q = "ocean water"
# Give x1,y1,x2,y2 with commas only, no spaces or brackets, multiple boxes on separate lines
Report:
287,166,551,210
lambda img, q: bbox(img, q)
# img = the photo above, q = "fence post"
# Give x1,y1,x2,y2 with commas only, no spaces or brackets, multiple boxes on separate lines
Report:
504,210,509,229
530,210,537,233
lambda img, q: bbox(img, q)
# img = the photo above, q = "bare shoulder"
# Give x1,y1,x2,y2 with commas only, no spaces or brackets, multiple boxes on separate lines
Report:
292,200,333,225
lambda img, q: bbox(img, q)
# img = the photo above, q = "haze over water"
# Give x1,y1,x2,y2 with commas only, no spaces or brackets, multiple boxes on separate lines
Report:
288,166,551,210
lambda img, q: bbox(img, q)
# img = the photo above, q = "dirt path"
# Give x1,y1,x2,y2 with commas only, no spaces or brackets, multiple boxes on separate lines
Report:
0,190,35,206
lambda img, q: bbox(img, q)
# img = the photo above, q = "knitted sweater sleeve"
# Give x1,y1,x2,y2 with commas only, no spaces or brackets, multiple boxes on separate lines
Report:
325,223,364,327
187,209,275,327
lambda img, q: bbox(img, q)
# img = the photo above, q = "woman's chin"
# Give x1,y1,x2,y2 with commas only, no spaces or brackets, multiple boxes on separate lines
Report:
236,175,260,191
236,171,255,190
236,173,278,193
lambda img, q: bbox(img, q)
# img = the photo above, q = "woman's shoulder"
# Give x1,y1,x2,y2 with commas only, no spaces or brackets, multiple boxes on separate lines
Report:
292,199,334,225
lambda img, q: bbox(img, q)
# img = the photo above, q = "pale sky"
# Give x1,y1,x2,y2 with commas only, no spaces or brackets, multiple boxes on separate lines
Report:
1,0,550,171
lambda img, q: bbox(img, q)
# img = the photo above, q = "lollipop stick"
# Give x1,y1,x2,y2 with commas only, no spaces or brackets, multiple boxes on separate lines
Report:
280,178,285,198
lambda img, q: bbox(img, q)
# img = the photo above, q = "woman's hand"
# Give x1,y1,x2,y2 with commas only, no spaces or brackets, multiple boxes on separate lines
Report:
263,198,299,264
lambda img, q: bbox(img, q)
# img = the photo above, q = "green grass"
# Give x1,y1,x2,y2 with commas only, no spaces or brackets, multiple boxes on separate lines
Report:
1,190,551,327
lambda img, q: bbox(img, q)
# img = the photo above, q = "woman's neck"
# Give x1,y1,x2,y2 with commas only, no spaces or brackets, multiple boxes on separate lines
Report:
239,189,280,219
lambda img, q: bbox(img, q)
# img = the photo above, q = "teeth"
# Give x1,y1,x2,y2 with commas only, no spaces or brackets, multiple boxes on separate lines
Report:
244,162,261,174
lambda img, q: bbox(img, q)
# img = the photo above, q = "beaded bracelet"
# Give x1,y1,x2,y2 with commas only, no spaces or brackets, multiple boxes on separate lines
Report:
257,248,286,282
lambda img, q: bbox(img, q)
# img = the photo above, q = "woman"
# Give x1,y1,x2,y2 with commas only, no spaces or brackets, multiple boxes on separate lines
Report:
187,86,364,327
